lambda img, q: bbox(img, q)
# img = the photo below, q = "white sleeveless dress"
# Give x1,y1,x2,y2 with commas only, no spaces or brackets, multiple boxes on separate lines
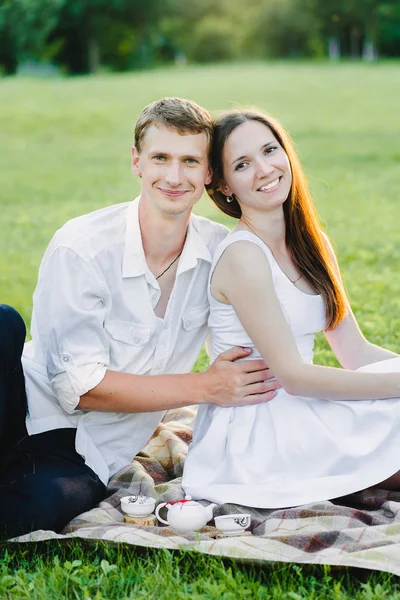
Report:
182,231,400,508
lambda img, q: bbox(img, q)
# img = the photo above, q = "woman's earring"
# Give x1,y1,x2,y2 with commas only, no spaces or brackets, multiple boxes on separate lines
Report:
226,195,234,203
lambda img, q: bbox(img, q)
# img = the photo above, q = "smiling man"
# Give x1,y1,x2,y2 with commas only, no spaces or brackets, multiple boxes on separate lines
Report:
0,98,279,538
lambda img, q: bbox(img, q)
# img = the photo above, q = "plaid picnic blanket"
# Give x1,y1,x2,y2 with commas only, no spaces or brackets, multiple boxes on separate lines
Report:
14,407,400,575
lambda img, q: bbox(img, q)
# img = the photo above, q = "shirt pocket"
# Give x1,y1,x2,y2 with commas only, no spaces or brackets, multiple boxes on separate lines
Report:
182,305,210,331
105,320,152,372
105,320,151,346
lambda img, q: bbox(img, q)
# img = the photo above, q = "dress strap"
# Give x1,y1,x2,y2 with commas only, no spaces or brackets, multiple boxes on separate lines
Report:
210,230,274,272
208,230,276,297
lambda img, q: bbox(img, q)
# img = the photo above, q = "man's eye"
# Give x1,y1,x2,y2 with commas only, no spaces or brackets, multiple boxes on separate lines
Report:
185,158,198,164
154,155,166,161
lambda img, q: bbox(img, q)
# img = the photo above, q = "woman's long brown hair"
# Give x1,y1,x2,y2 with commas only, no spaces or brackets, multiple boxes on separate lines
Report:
207,110,347,330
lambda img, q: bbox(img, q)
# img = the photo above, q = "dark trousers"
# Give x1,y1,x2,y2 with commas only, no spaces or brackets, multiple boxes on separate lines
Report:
0,304,106,539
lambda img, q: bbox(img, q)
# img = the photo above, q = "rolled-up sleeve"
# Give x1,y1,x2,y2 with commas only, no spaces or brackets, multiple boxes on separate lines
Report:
32,243,110,414
50,362,107,414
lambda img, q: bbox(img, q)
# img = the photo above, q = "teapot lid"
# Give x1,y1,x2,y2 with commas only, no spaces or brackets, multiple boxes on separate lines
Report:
182,495,200,506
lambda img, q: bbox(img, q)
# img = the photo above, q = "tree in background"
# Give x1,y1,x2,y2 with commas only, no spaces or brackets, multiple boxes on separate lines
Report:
0,0,63,73
244,0,323,58
47,0,165,73
0,0,167,74
158,0,242,63
1,0,399,74
379,1,400,55
315,0,400,59
52,0,165,73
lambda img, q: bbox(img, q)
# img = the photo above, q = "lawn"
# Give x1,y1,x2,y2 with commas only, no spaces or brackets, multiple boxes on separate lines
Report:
1,60,400,597
1,540,400,599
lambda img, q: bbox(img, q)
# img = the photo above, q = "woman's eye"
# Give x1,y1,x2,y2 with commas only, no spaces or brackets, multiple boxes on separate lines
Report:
265,145,278,154
235,162,247,171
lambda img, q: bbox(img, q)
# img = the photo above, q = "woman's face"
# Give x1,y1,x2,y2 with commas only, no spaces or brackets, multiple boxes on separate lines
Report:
220,119,292,213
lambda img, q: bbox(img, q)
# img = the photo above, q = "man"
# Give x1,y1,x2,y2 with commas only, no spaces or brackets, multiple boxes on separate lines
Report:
0,98,278,538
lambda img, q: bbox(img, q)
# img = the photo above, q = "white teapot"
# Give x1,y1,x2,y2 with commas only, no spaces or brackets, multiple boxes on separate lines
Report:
155,495,217,534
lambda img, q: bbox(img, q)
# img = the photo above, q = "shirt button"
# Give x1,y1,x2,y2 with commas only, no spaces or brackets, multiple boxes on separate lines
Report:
63,355,70,363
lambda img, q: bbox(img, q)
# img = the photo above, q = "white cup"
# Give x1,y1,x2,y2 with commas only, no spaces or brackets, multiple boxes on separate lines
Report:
214,513,251,536
120,495,156,517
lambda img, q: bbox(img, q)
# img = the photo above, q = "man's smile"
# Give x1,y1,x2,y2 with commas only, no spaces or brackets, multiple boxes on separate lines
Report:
158,188,189,197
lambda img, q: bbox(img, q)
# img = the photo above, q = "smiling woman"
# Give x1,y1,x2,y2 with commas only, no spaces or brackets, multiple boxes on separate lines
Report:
220,127,292,211
207,110,347,325
182,108,400,509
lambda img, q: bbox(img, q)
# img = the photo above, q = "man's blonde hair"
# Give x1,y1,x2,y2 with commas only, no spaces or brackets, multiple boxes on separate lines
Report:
134,97,213,154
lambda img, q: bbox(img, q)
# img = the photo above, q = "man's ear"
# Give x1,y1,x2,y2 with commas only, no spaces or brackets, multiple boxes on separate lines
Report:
131,146,141,177
205,166,213,186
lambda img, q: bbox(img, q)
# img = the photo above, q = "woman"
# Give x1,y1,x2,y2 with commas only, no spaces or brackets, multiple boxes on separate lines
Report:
182,109,400,508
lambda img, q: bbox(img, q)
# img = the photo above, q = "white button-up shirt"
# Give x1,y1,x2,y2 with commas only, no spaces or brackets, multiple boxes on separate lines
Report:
22,198,228,484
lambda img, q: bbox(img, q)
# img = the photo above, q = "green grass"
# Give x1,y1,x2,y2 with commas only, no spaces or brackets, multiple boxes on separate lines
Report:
1,61,400,595
1,540,399,599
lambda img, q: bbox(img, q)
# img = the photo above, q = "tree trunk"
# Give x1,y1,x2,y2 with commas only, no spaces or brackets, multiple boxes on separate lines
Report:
350,24,361,58
328,37,340,59
87,33,100,74
86,13,100,74
363,15,378,61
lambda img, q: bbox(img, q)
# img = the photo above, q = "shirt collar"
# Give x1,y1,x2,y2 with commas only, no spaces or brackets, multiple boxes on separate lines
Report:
122,197,212,279
122,198,148,278
177,214,212,275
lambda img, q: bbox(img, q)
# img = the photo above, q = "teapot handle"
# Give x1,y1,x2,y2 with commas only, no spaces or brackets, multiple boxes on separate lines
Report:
155,502,169,525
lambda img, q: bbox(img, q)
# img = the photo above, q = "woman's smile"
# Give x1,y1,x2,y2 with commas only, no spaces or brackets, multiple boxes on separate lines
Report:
257,176,282,193
221,120,292,210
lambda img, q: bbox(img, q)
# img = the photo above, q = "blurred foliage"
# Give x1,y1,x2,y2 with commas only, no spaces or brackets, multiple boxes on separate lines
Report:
247,0,322,57
188,18,240,62
0,0,63,73
0,0,400,74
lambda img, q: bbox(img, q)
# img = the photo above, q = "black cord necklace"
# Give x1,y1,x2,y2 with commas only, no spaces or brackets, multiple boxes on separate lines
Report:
156,251,183,280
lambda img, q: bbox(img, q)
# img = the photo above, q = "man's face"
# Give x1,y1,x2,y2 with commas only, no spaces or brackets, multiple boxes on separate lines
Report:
132,124,212,218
